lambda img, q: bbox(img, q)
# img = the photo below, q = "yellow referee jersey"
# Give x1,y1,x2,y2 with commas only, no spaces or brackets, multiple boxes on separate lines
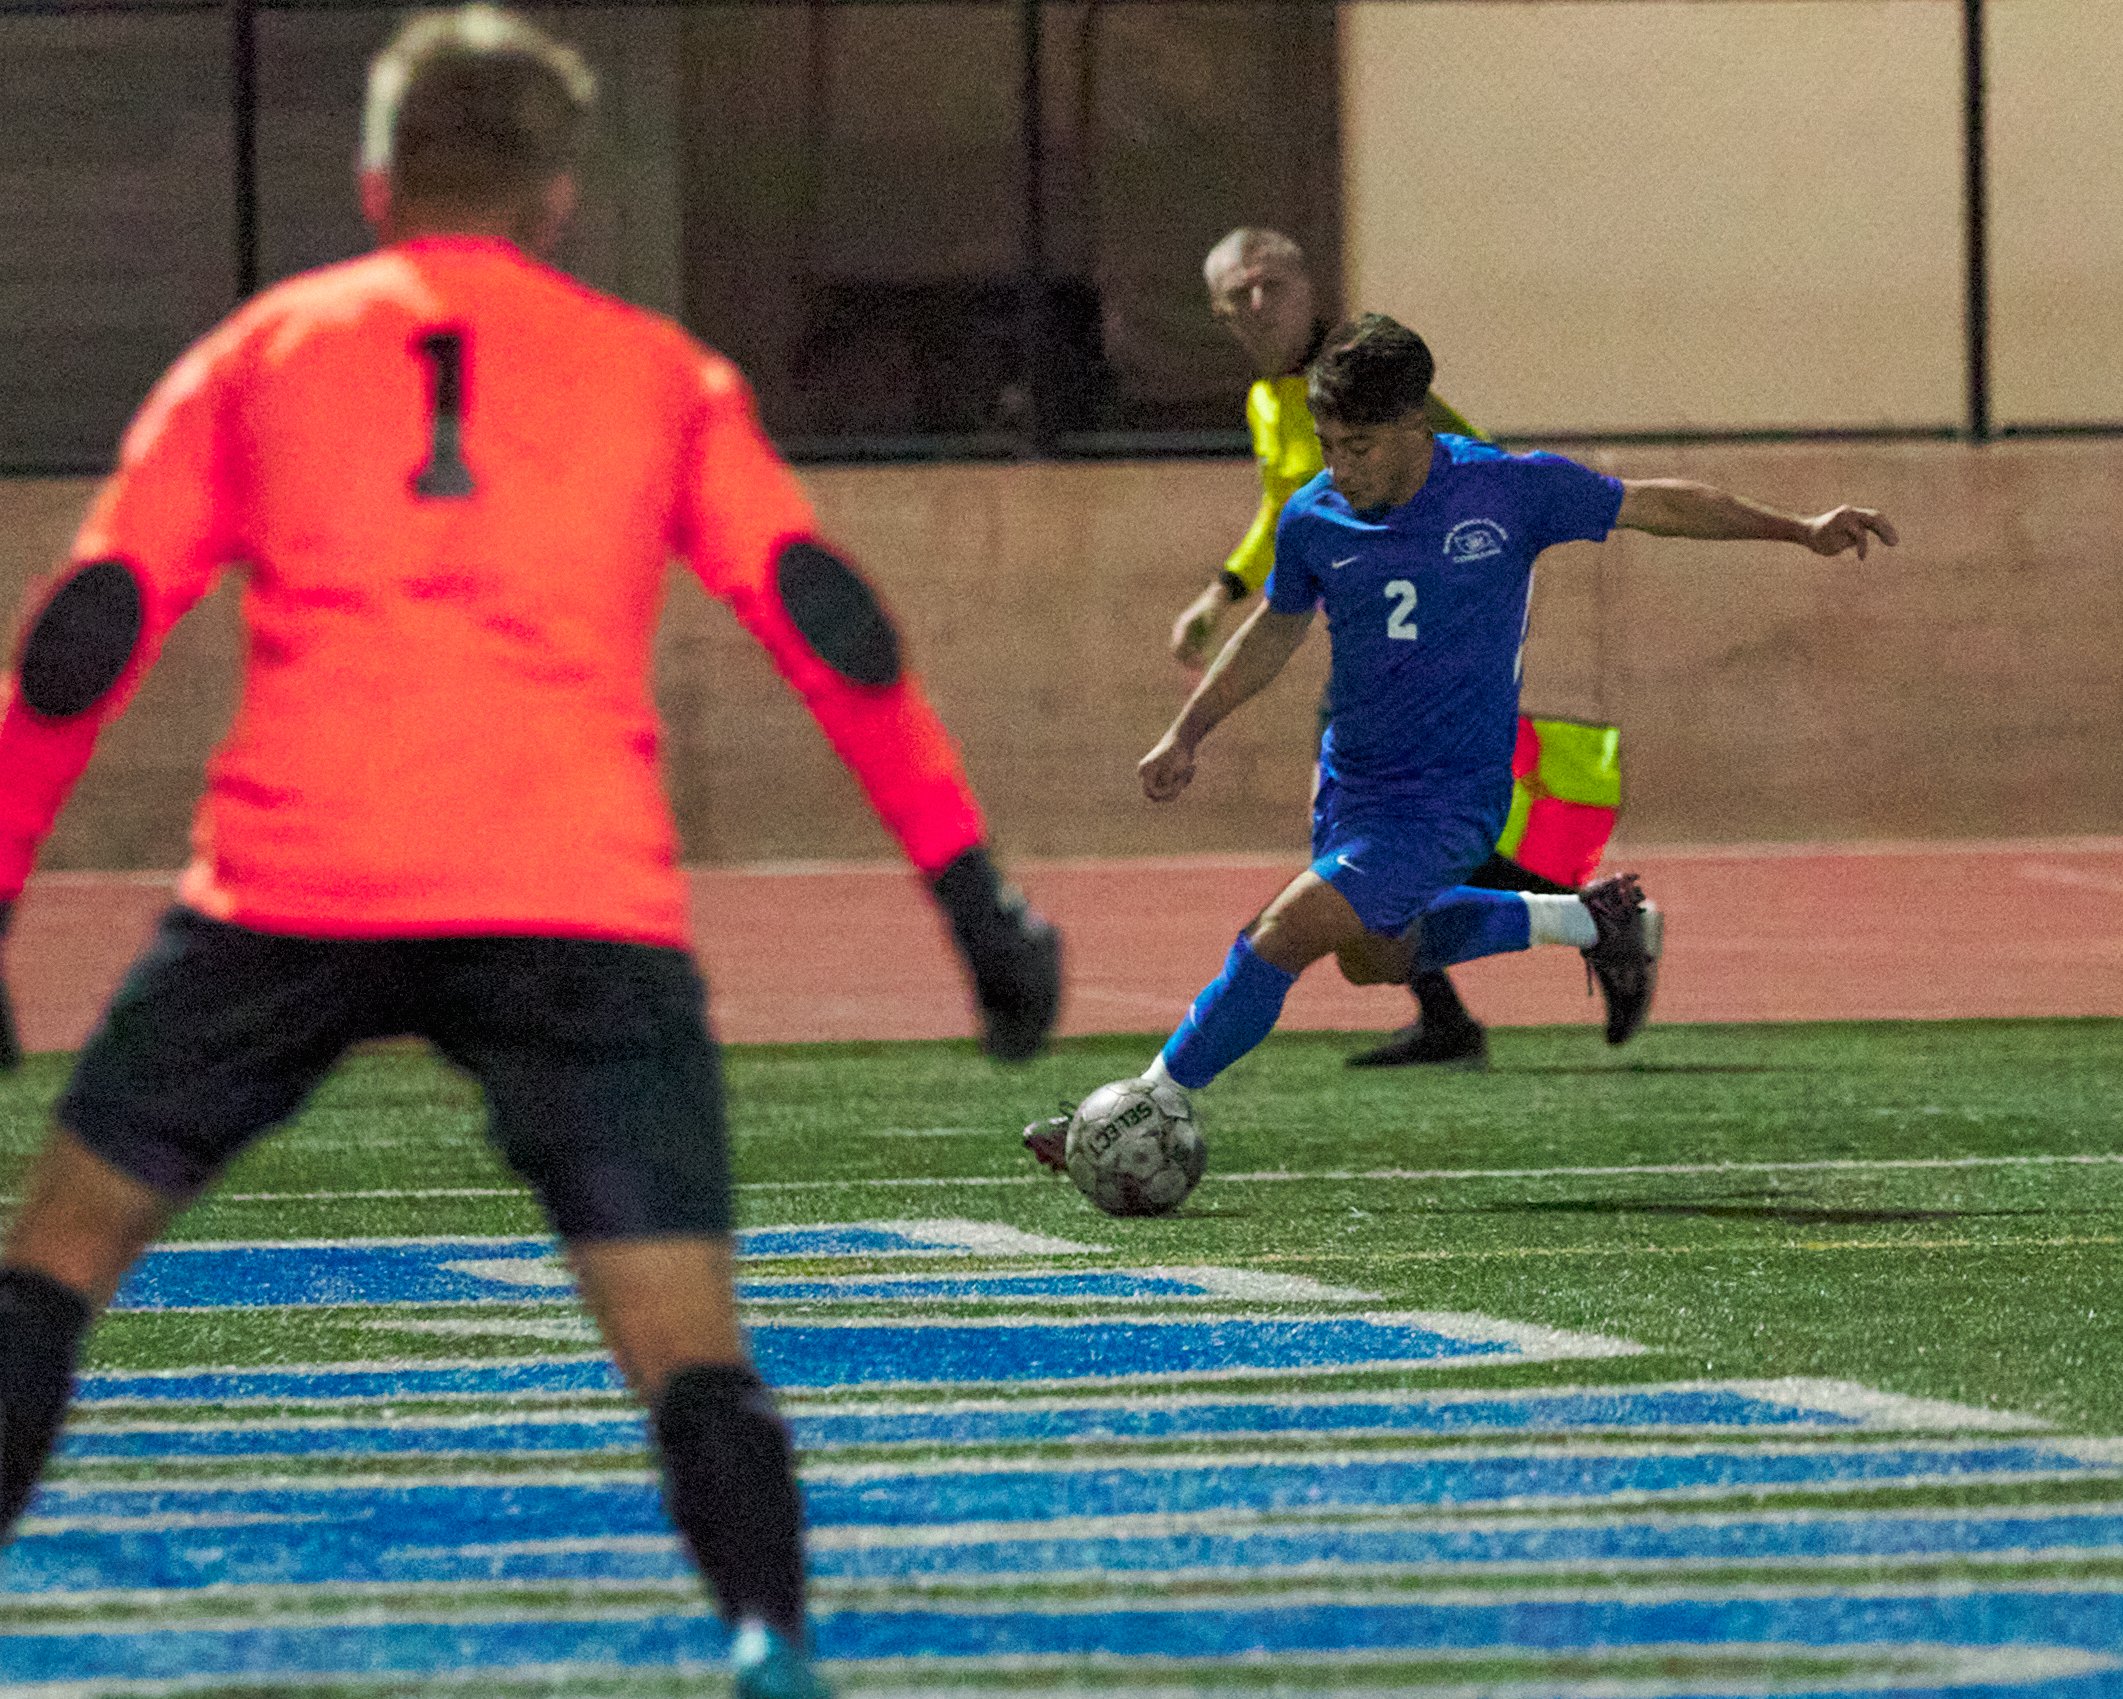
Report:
1221,376,1479,597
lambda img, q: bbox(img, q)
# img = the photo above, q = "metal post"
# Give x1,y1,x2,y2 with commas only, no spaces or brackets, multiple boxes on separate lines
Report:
1017,0,1051,451
1962,0,1990,441
230,0,260,301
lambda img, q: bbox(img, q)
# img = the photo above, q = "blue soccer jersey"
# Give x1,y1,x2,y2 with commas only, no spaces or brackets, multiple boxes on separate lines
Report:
1266,434,1623,808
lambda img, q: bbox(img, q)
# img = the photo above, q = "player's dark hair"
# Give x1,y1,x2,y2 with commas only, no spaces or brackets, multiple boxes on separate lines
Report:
1306,313,1436,427
364,6,596,219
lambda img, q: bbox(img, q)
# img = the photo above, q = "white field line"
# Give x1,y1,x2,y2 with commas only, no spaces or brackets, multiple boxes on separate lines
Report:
759,1152,2123,1192
227,1188,526,1203
75,1349,614,1386
1743,1377,2042,1432
370,1317,599,1345
359,1260,1370,1305
0,1191,532,1208
368,1305,1636,1345
117,1222,1097,1256
19,1150,2123,1209
31,1536,2123,1616
56,1376,2043,1443
829,1642,2123,1696
362,1306,1646,1375
48,1489,2121,1601
1072,1266,1375,1302
16,1511,338,1536
806,1495,2123,1551
844,1650,2123,1699
778,1377,2045,1431
881,1220,1100,1255
125,1233,551,1253
13,1576,2123,1632
794,1434,2123,1488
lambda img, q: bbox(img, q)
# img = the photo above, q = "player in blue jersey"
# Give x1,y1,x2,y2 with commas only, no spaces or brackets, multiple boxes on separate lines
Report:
1073,314,1895,1117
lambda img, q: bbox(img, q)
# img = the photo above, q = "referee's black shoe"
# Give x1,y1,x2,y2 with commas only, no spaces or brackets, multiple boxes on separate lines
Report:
1348,965,1489,1069
1345,1019,1488,1070
1580,872,1662,1045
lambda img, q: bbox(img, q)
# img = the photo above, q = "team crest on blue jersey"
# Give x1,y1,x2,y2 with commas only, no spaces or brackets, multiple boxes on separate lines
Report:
1443,518,1509,562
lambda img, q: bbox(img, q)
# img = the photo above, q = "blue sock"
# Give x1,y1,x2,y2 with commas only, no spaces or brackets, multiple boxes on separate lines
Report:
1414,887,1533,973
1158,933,1298,1089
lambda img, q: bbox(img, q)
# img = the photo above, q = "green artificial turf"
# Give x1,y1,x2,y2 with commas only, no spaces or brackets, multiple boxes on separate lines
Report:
3,1017,2120,1427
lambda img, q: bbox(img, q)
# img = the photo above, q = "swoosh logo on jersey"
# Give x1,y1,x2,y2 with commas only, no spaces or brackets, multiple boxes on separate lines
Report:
1329,555,1361,571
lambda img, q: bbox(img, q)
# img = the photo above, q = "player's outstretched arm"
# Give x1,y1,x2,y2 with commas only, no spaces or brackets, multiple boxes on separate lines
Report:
1616,480,1899,559
0,899,20,1072
1141,601,1312,802
0,330,236,1072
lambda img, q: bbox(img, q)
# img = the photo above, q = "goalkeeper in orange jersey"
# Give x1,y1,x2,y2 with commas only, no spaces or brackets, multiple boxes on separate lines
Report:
0,11,1058,1696
1168,227,1617,1072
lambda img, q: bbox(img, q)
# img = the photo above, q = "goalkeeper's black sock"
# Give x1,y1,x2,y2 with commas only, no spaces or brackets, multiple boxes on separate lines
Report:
1,1264,92,1537
653,1362,808,1639
1410,969,1480,1036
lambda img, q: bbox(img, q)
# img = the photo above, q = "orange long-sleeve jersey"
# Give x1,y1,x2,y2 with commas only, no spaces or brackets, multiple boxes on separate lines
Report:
0,236,984,946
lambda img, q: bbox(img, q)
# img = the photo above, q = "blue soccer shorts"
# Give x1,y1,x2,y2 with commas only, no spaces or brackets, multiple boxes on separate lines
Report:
1308,773,1508,938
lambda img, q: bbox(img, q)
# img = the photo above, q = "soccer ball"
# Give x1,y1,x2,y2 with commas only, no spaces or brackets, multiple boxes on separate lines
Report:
1064,1077,1207,1217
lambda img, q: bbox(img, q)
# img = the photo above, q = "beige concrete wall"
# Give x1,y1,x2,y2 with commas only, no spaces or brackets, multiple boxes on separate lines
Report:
5,442,2119,871
1990,0,2123,427
1342,1,1967,434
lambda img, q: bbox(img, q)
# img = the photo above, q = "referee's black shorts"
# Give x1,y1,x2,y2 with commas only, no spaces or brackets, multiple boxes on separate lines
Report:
57,909,731,1239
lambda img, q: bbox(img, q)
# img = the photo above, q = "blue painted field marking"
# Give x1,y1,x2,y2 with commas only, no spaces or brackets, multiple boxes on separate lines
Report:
4,1588,2123,1686
22,1498,2123,1597
73,1311,1639,1405
745,1311,1628,1389
59,1379,2031,1464
61,1409,647,1462
24,1441,2123,1547
113,1238,560,1311
76,1353,627,1407
110,1224,1100,1312
806,1502,2123,1587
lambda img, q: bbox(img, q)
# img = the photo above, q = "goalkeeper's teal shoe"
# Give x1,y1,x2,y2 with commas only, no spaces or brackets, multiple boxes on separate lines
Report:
731,1619,834,1699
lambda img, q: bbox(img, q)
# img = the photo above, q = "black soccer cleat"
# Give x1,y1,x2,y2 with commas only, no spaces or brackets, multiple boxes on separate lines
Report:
1579,872,1662,1045
977,907,1062,1063
1345,1019,1490,1070
932,847,1064,1063
1022,1112,1071,1174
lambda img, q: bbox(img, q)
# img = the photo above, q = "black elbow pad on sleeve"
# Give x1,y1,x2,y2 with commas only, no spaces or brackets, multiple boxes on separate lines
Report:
18,559,144,719
774,541,902,688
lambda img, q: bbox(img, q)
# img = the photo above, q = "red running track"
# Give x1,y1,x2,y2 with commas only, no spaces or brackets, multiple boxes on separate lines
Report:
6,838,2120,1054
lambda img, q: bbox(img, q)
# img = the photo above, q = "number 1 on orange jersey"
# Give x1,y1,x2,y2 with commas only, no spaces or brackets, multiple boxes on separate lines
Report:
411,329,475,500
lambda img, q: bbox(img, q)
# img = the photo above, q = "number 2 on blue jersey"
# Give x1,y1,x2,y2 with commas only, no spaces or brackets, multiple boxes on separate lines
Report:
1384,579,1419,641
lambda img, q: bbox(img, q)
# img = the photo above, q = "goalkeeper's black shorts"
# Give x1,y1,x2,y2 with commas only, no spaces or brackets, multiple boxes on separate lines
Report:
58,908,730,1238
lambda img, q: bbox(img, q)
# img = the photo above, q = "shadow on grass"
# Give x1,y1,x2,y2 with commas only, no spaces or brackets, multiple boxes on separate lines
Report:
1502,1063,1802,1076
1473,1196,2046,1227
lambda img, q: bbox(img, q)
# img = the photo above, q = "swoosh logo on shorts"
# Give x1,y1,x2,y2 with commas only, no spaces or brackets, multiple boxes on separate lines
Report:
1330,555,1360,571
